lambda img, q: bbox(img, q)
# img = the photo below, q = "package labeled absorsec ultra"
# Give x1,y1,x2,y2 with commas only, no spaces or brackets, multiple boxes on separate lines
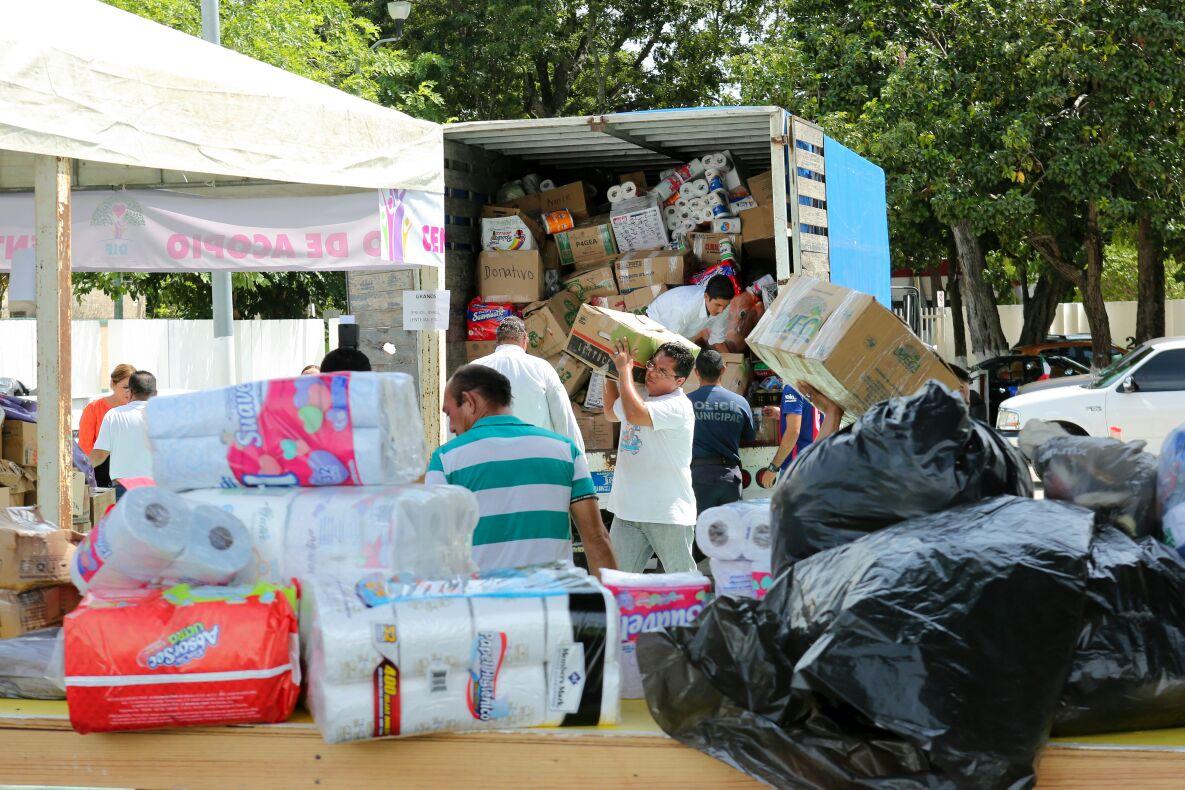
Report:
304,565,621,743
147,372,425,491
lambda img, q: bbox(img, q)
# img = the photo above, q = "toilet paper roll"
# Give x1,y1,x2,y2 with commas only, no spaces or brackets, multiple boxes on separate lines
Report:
151,436,235,492
309,681,377,744
145,388,234,439
538,178,556,192
98,487,192,574
607,184,624,203
679,180,698,198
688,197,705,212
675,196,690,210
695,510,746,561
700,206,716,223
315,606,397,685
456,663,550,731
168,505,254,585
620,181,638,199
679,219,698,234
687,158,706,178
705,168,726,193
743,508,772,561
470,595,549,667
692,179,709,197
665,216,680,232
398,670,484,736
706,190,726,207
394,596,475,677
181,489,289,583
663,204,679,219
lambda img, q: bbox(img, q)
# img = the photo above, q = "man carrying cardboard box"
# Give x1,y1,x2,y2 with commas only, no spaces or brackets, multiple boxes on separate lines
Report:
645,275,736,351
603,340,698,574
471,317,584,452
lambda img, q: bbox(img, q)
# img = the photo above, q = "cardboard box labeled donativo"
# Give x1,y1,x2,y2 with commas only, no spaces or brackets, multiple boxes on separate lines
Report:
565,305,699,382
477,249,544,303
747,277,960,422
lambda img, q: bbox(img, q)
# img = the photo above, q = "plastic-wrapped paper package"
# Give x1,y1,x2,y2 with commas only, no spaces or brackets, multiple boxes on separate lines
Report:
182,484,479,586
70,487,254,594
1158,423,1185,554
601,570,711,699
147,372,426,491
772,382,1032,573
638,496,1094,788
695,500,772,599
65,583,300,733
1021,419,1159,537
0,628,65,700
304,565,620,743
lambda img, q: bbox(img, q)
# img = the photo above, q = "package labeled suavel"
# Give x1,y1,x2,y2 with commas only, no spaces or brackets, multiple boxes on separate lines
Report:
554,222,618,267
614,250,689,291
562,266,619,300
565,305,699,382
477,249,545,303
746,276,960,420
689,233,743,266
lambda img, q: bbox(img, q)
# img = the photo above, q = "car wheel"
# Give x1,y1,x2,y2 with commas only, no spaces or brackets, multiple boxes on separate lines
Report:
1053,421,1089,436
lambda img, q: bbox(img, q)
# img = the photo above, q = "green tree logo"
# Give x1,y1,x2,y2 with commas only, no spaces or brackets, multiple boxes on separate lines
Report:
91,195,147,240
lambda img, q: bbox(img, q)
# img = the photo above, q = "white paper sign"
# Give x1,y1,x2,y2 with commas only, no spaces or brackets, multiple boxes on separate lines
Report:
402,290,450,331
936,290,946,309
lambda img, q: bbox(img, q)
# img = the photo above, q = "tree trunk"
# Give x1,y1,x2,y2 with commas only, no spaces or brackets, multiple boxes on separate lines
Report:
1136,212,1166,344
947,253,968,363
1081,201,1113,369
951,220,1007,359
1018,269,1069,346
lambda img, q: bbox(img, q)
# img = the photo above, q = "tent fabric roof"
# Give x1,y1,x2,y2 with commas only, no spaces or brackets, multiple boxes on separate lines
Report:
0,0,443,193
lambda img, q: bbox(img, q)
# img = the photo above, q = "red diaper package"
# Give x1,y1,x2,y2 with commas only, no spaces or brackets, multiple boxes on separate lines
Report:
64,582,300,734
467,298,518,340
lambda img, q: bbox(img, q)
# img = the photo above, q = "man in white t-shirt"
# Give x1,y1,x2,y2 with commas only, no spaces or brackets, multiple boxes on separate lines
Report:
603,340,698,573
644,275,735,350
89,370,157,498
472,317,585,452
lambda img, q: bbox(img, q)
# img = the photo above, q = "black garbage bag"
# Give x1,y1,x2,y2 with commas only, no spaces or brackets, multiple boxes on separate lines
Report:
1053,525,1185,735
772,382,1032,573
639,496,1094,789
1020,420,1159,538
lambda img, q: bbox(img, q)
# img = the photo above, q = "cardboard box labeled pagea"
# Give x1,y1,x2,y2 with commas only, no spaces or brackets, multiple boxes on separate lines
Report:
575,411,619,451
614,250,689,291
609,196,668,253
689,233,742,266
0,584,81,639
2,420,36,467
682,352,753,397
562,267,618,300
523,291,581,359
466,341,498,362
747,277,960,421
0,508,77,591
480,206,543,251
554,220,618,267
553,353,592,398
565,305,700,382
477,249,545,303
606,285,667,315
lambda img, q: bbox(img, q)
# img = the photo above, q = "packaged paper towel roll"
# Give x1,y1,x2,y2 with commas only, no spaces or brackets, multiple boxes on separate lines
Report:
72,487,192,593
169,506,253,585
308,681,376,745
398,671,482,735
393,596,475,677
470,595,549,668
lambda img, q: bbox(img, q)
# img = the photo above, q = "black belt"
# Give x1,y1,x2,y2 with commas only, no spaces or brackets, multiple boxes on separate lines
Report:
691,456,738,468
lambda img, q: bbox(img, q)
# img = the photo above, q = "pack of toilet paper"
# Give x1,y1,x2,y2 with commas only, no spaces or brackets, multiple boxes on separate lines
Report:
600,569,712,699
147,372,426,491
70,487,255,594
304,565,620,743
695,500,774,600
181,484,479,586
64,582,300,733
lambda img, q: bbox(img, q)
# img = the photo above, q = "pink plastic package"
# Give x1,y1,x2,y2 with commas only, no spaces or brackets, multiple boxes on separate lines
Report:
600,569,712,699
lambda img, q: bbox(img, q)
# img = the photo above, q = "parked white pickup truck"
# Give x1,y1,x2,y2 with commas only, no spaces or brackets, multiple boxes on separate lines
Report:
996,336,1185,453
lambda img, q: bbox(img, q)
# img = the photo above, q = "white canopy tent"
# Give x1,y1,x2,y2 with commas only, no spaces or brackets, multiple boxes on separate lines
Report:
0,0,446,524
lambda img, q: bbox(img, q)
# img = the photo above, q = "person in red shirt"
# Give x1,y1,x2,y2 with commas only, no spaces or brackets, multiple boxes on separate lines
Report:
78,363,134,487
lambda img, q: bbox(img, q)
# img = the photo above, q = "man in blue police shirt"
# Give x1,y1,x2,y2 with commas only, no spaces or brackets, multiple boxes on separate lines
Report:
687,350,755,514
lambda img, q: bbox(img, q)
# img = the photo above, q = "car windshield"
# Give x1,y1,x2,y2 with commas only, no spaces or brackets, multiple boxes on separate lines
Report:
1090,345,1152,389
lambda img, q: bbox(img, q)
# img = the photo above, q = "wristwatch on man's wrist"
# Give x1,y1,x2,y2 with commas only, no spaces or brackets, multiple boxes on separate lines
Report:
764,463,779,474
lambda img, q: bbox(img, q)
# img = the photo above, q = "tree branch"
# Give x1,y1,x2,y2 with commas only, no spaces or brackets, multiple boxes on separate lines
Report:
1029,234,1086,289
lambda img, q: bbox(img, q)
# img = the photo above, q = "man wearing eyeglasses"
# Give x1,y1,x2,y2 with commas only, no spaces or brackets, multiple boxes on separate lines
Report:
603,339,698,573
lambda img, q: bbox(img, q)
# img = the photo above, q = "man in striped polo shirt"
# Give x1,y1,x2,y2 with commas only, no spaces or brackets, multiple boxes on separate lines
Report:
425,364,618,577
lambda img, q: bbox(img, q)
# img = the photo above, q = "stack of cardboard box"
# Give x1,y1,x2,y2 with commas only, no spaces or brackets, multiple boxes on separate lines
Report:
0,416,116,530
0,507,82,638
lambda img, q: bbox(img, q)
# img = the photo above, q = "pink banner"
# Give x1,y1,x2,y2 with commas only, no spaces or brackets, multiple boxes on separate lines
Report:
0,189,444,272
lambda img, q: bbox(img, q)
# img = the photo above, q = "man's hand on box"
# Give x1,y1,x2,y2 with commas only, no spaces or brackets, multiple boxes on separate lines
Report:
612,339,635,377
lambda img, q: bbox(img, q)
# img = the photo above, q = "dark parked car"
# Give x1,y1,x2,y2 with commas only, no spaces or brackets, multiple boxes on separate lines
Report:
1011,336,1126,369
969,354,1089,425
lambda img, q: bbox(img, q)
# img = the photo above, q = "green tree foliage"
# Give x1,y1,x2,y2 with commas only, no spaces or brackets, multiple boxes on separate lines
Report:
361,0,770,119
78,0,445,319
